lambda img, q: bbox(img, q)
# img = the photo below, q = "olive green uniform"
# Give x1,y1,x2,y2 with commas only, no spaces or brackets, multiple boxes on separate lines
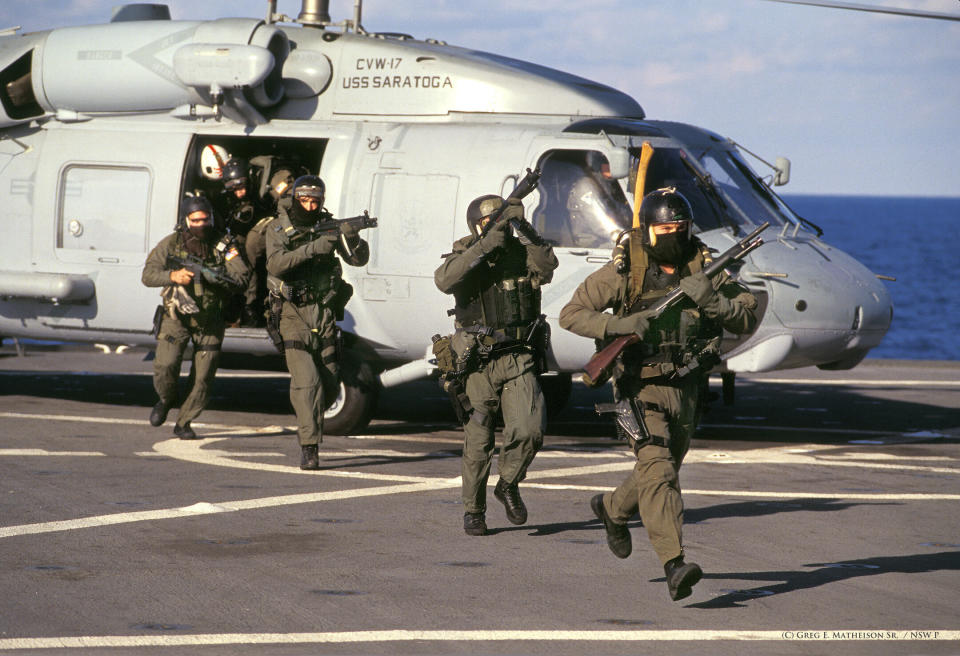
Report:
141,231,250,427
435,233,558,514
265,200,369,447
244,214,276,318
559,240,757,565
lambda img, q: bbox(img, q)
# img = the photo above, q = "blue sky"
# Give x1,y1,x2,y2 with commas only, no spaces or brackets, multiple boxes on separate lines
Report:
3,0,957,196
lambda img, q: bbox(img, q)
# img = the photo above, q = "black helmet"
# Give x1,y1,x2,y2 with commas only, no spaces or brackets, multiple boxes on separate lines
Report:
466,194,503,236
222,158,248,192
180,194,214,223
292,175,325,203
639,187,692,230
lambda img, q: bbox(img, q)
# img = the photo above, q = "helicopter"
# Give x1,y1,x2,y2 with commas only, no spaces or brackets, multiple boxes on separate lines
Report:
0,0,900,433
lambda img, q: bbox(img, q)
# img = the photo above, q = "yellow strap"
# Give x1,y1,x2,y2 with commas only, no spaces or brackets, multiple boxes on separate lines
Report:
628,141,655,303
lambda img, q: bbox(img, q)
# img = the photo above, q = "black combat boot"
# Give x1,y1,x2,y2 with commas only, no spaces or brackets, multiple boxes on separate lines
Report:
463,512,487,536
300,444,320,470
149,401,169,427
173,422,197,440
590,494,631,558
664,556,703,601
494,478,528,525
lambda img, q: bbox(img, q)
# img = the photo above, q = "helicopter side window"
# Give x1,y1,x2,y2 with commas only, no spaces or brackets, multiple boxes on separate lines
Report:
530,150,632,249
58,165,151,252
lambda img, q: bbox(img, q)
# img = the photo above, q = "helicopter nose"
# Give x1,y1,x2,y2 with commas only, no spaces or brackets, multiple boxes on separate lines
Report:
726,238,893,372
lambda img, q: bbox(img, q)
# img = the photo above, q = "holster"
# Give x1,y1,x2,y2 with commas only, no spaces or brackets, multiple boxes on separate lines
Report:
595,399,667,451
265,291,285,355
442,377,473,425
151,305,164,337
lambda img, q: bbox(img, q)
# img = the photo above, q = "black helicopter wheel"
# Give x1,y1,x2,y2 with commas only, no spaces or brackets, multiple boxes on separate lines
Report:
323,350,379,435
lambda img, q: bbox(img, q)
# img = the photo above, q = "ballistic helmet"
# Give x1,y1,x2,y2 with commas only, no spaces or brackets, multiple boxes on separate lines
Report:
222,158,248,192
199,144,230,180
292,175,325,203
640,187,692,240
290,175,325,226
180,194,214,223
466,194,503,236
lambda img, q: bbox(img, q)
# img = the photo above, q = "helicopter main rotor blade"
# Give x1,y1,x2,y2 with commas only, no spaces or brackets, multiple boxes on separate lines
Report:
762,0,960,22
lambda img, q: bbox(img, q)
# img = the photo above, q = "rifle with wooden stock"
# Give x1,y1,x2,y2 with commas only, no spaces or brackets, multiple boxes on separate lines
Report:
580,221,770,388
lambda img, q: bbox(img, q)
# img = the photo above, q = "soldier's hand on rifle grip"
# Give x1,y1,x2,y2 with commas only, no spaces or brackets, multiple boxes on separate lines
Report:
479,223,507,254
502,197,525,222
170,268,194,285
340,221,361,248
678,272,719,311
306,233,338,257
605,312,651,338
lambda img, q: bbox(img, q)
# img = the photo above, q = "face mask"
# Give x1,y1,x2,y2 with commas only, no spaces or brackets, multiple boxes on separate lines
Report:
290,198,322,226
645,232,689,265
188,224,214,241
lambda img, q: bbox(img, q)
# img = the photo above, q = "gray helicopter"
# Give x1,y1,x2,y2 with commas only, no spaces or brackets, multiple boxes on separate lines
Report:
0,0,897,433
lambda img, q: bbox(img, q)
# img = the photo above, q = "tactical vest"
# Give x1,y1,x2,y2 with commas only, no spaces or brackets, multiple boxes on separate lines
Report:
171,232,233,323
452,239,541,334
616,239,719,367
267,214,345,309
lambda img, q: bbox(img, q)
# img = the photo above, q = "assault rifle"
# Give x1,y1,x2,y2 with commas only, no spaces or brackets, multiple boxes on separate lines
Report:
580,221,770,388
300,211,378,238
475,167,542,242
166,253,242,289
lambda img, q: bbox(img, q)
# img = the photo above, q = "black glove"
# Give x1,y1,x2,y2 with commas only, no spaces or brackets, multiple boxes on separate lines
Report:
340,221,361,248
479,223,507,254
679,272,724,316
605,311,651,338
306,233,338,256
501,197,524,222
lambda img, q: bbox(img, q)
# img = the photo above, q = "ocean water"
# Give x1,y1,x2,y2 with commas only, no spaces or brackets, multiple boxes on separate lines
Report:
783,195,960,361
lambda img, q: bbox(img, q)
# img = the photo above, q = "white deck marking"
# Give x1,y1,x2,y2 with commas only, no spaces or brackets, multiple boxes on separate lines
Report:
2,412,957,543
0,629,957,649
0,449,104,457
736,377,960,387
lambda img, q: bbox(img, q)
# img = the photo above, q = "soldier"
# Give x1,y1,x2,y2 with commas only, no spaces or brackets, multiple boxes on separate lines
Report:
244,167,296,327
141,195,250,439
220,158,269,326
434,194,558,536
265,175,368,470
558,188,758,601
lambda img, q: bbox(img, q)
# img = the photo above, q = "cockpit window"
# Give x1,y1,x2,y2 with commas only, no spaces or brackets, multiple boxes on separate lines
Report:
697,150,790,229
530,150,633,248
627,147,732,233
627,146,794,233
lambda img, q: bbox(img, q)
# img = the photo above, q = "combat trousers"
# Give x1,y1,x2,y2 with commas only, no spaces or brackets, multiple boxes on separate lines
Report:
279,301,339,446
601,375,701,565
153,314,224,427
461,350,545,513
